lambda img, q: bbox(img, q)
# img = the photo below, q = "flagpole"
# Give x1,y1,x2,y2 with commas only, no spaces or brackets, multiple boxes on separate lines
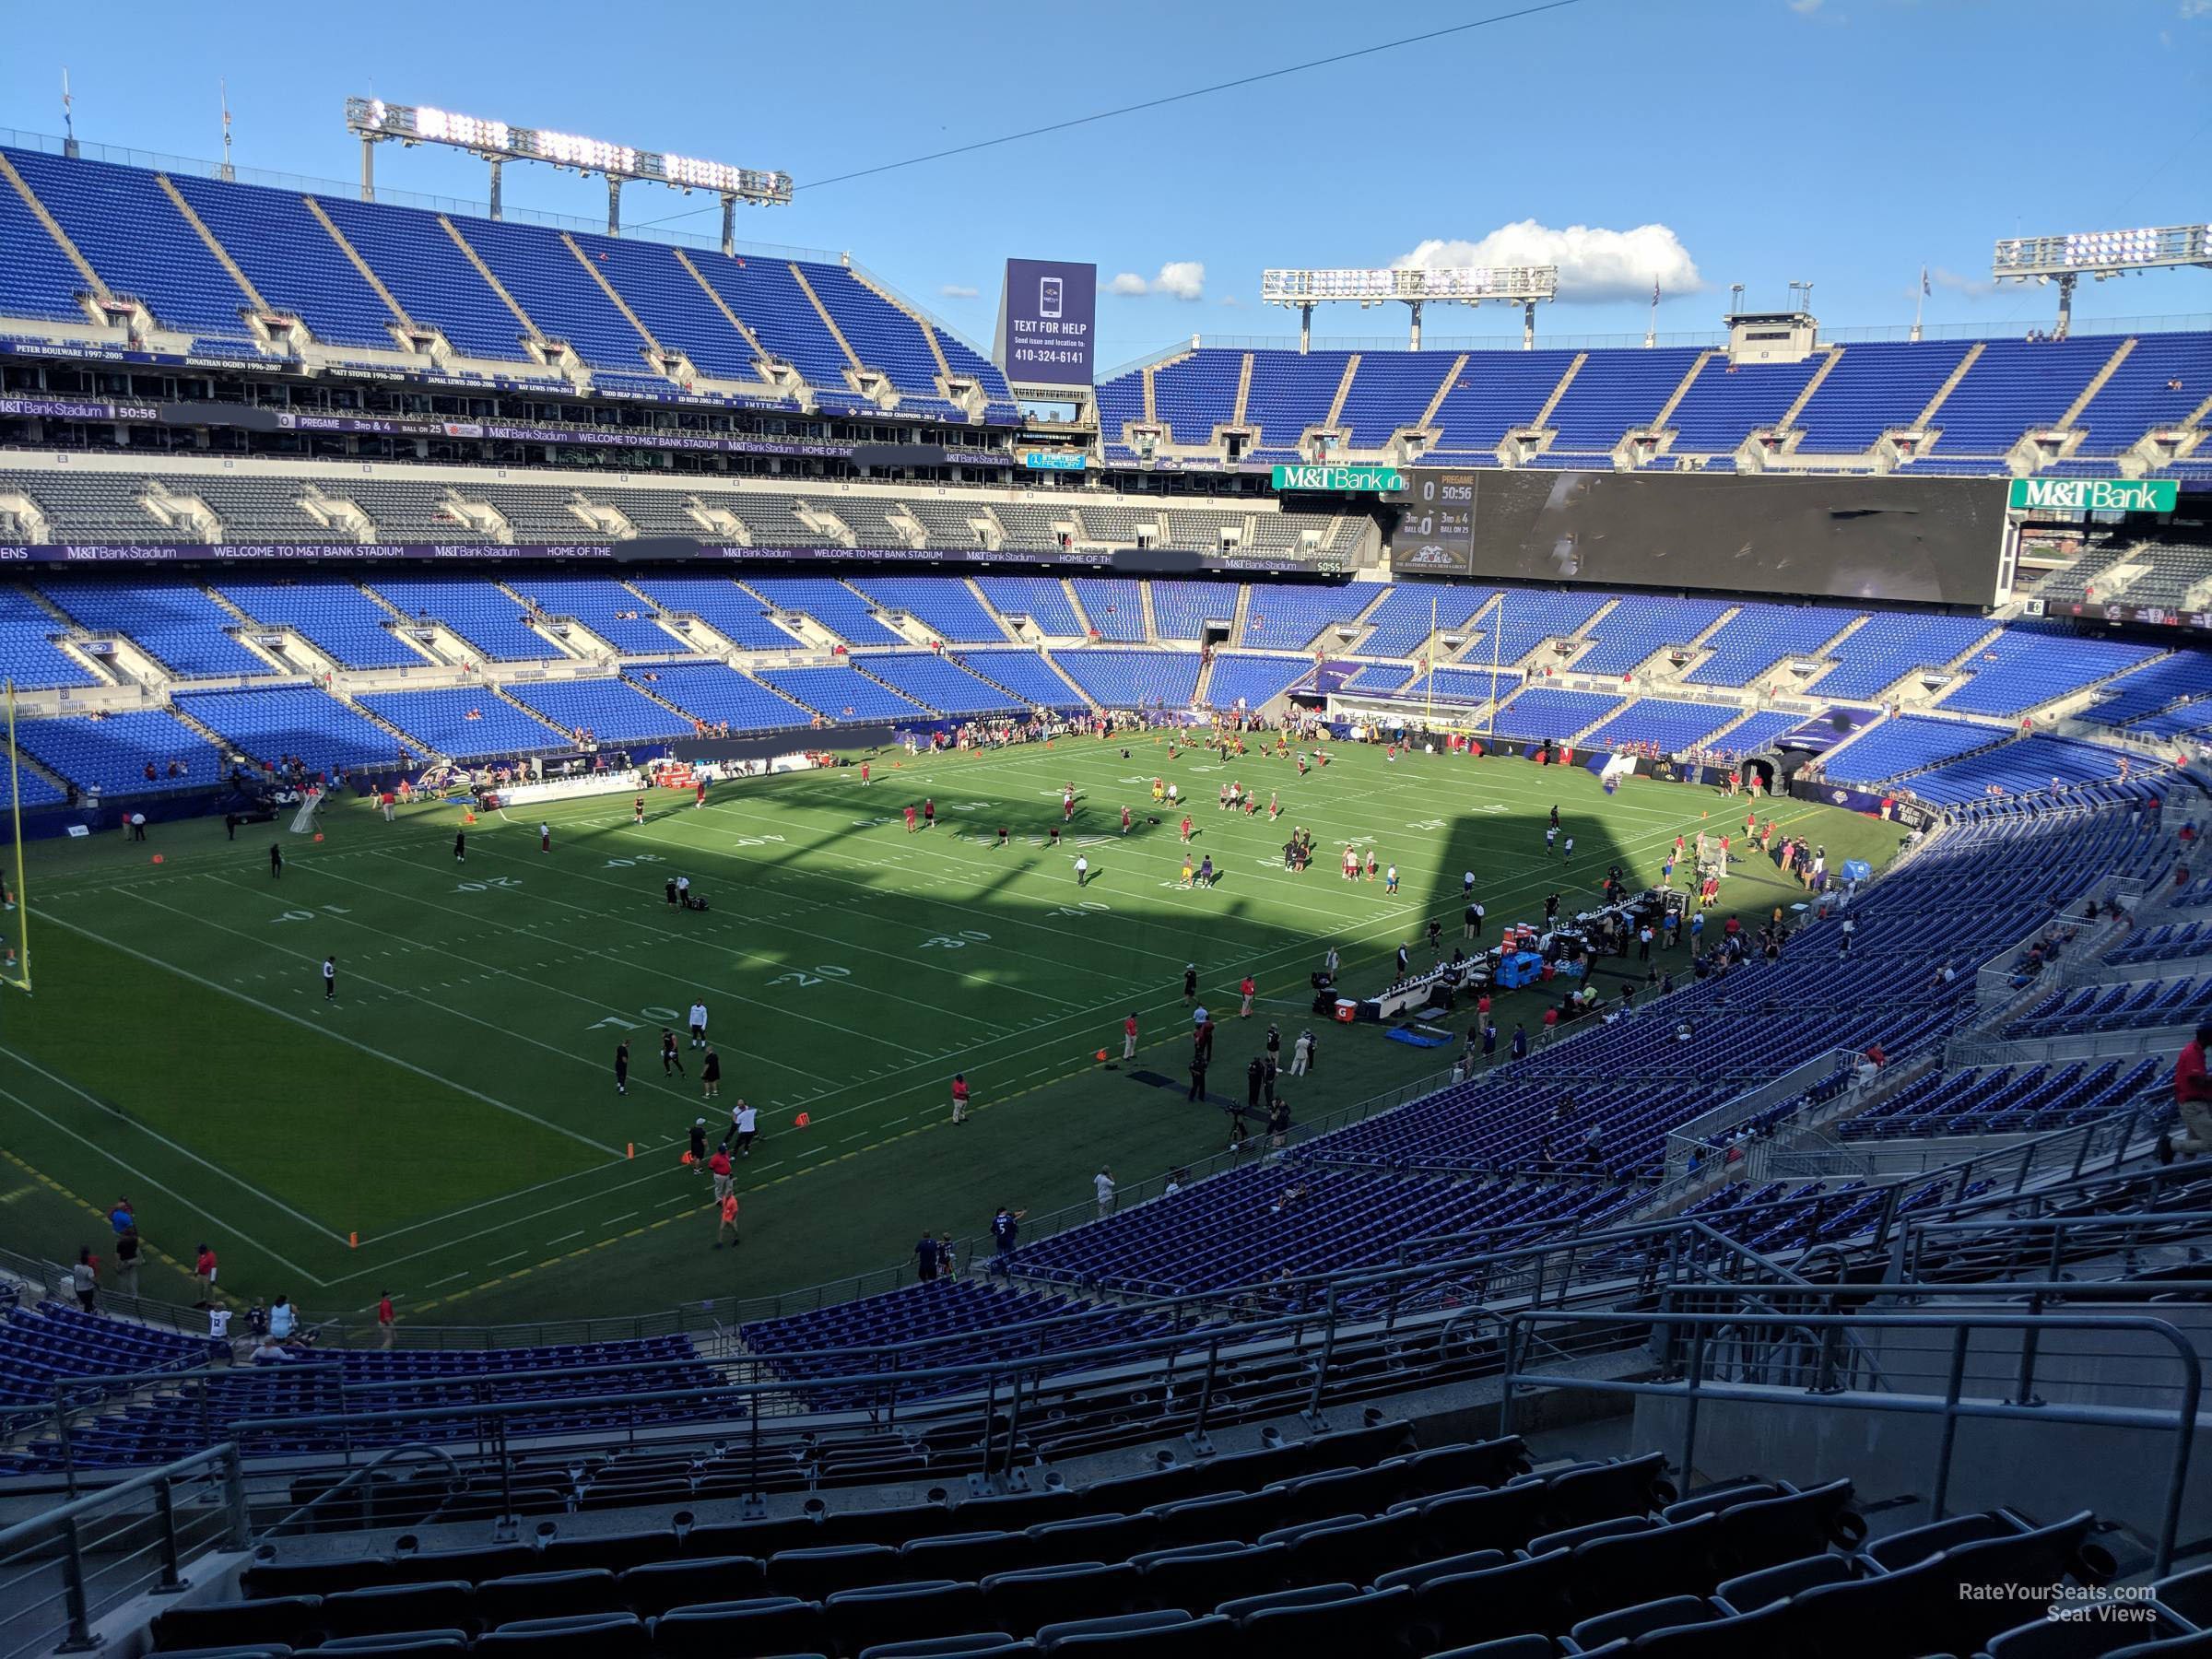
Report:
1912,264,1926,344
6,679,29,994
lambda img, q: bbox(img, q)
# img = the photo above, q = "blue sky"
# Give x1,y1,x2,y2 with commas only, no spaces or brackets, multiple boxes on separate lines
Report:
4,0,2207,368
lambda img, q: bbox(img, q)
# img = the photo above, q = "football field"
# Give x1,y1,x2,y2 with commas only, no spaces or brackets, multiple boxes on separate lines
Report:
0,738,1904,1331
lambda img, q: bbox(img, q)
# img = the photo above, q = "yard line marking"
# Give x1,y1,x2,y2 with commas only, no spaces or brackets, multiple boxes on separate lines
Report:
365,850,938,1053
447,843,1057,1023
603,1212,639,1225
426,1269,471,1287
487,1250,528,1266
0,1081,331,1286
41,904,622,1160
232,864,843,1088
544,1230,585,1246
0,1047,355,1246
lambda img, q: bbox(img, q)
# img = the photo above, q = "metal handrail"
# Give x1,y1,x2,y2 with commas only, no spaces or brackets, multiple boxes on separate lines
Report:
0,1442,247,1658
259,1442,463,1539
1501,1303,2203,1575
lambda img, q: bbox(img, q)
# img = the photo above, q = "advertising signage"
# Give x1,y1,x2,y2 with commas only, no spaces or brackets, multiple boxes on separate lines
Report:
1269,463,1406,494
2008,477,2178,514
994,259,1097,387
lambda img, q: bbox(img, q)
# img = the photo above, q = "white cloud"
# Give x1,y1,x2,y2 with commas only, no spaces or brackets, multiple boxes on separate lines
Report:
1106,262,1207,300
2181,0,2212,18
1932,265,1995,299
1154,261,1206,301
1394,222,1702,305
1788,0,1823,13
938,283,978,300
1218,294,1243,308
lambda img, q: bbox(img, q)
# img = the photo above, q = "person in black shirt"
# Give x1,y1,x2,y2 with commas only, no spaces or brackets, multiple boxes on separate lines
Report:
661,1030,685,1076
665,876,679,907
988,1205,1026,1275
269,842,283,878
453,830,466,863
688,1118,709,1168
914,1234,939,1283
1428,918,1443,956
1549,804,1560,830
614,1041,629,1096
1183,964,1198,1004
1246,1055,1265,1111
1544,892,1560,924
700,1047,722,1101
1188,1054,1208,1102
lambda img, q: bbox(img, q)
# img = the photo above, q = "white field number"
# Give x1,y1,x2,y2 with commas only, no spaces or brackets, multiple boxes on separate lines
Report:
920,931,992,949
770,965,853,989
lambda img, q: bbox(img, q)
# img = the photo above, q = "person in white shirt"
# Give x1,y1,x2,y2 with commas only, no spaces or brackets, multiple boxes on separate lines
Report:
1291,1030,1313,1076
539,821,552,853
268,1297,297,1342
731,1100,759,1158
1074,854,1089,888
1093,1167,1116,1218
688,1001,709,1049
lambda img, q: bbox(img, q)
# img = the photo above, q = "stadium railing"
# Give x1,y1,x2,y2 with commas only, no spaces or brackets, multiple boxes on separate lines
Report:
1760,1100,2150,1189
1901,1207,2212,1285
1499,1298,2204,1575
0,1441,248,1659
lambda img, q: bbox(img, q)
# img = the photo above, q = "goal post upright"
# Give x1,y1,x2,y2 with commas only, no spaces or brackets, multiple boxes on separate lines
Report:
4,679,29,995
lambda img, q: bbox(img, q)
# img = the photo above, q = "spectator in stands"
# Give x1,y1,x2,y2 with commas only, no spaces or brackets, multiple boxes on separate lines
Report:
377,1291,397,1350
269,1295,300,1345
2164,1024,2212,1163
1094,1167,1116,1218
72,1248,97,1312
988,1205,1027,1274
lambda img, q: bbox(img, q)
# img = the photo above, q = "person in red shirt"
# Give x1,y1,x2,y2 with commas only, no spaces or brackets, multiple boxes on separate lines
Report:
860,762,870,786
694,779,707,808
1122,1012,1138,1062
707,1146,734,1204
1121,805,1132,837
377,1292,397,1351
193,1243,218,1307
1239,975,1256,1018
950,1073,971,1125
923,798,935,830
2169,1025,2212,1160
1180,816,1193,844
903,806,918,834
1542,1006,1560,1041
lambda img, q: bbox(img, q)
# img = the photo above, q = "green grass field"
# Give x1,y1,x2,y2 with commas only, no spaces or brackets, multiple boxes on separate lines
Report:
0,739,1906,1332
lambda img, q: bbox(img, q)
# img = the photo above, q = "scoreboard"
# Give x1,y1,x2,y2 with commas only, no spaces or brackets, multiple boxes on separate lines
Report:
1387,467,1478,574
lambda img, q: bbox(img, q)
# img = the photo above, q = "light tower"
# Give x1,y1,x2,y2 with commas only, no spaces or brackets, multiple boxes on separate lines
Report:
344,98,791,252
1992,224,2212,340
1261,265,1559,351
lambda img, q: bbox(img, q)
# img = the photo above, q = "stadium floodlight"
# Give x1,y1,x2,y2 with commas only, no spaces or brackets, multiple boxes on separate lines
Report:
1262,265,1559,351
1990,223,2212,337
345,97,792,252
